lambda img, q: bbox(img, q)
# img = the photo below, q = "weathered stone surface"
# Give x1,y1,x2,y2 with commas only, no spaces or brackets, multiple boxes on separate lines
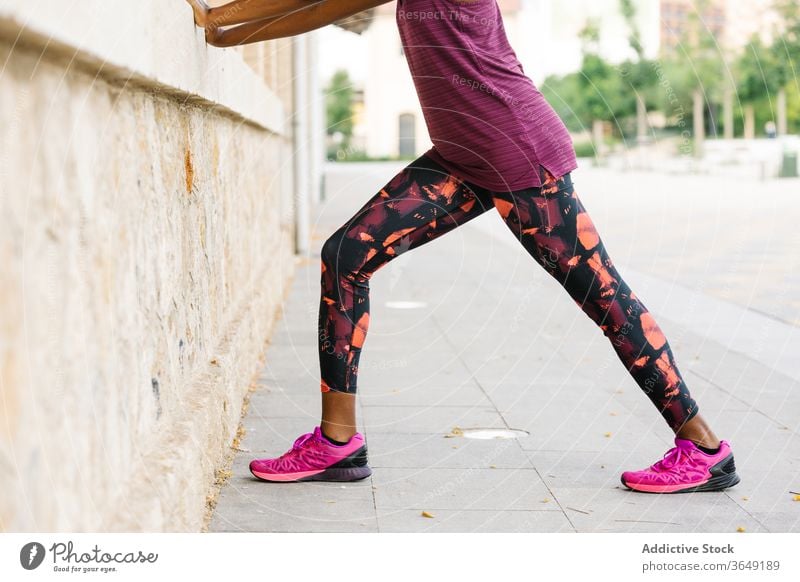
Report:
0,36,295,531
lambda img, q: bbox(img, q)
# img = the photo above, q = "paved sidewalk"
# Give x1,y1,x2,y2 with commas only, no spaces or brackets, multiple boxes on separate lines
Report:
209,163,800,533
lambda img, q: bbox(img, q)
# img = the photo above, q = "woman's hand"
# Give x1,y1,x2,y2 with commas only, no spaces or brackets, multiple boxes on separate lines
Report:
185,0,210,28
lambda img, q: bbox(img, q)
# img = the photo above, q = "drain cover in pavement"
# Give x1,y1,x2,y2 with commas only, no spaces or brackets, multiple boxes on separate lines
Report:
385,300,428,309
460,428,529,440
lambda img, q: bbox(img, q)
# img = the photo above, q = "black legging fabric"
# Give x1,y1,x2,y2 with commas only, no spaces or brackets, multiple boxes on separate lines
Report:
318,153,698,432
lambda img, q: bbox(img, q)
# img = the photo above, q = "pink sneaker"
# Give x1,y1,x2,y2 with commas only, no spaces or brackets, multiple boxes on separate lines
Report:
621,437,740,493
249,426,372,482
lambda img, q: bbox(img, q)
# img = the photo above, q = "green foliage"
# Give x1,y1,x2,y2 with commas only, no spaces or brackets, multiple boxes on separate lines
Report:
787,83,800,134
578,18,601,55
543,57,657,135
618,59,661,108
572,138,619,158
572,141,597,158
579,54,629,123
541,72,588,134
735,36,783,103
541,1,800,139
643,0,726,133
773,0,800,89
325,69,354,142
650,58,695,126
678,8,725,99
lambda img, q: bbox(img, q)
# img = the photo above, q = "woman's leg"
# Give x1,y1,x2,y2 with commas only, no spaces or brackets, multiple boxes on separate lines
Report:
489,167,719,445
319,154,495,441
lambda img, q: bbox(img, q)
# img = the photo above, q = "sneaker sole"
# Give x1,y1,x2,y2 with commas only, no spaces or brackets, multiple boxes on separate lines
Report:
620,452,741,494
250,445,372,483
298,466,373,482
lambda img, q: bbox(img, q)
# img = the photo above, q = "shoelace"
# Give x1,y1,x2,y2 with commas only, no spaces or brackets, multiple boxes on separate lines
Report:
652,445,693,472
278,431,317,460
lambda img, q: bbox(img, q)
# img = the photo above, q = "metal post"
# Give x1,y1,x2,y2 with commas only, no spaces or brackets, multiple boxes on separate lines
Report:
292,35,310,255
307,31,324,205
723,86,734,140
693,88,705,159
777,88,787,137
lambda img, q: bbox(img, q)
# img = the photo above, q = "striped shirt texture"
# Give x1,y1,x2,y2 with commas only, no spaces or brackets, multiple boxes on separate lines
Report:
395,0,578,190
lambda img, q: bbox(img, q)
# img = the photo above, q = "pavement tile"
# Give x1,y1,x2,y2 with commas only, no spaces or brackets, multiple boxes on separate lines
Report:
371,467,553,511
526,449,650,490
358,380,492,408
246,390,322,419
500,397,670,453
209,165,800,533
361,405,506,435
698,410,800,467
376,509,574,533
746,511,800,533
723,463,800,516
209,457,377,533
548,486,769,533
366,432,531,469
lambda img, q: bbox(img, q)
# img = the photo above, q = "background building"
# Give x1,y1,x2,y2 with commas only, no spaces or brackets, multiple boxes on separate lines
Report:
660,0,782,54
659,0,725,52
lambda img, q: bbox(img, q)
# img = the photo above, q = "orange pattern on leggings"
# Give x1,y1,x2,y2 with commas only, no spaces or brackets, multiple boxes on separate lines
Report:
316,157,698,432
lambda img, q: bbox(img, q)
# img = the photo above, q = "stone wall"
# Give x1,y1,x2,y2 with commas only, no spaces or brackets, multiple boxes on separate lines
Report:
0,1,302,531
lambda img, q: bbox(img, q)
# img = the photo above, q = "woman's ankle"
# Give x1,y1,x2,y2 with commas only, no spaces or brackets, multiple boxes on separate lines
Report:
678,435,721,449
674,414,720,449
320,421,357,443
320,426,356,445
320,391,358,442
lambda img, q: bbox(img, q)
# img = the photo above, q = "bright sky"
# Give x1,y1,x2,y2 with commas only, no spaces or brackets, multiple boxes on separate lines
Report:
318,25,370,85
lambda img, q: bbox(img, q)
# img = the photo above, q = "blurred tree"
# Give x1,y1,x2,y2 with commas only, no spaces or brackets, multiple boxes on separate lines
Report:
579,54,631,124
735,36,784,138
576,17,632,155
772,0,800,135
786,83,800,134
774,0,800,66
658,0,726,155
580,55,630,155
541,72,588,134
618,0,658,142
325,69,354,157
542,12,658,153
544,0,800,150
578,18,601,56
651,57,695,141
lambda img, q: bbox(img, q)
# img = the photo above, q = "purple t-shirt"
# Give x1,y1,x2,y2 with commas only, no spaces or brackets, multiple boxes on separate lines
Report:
396,0,577,190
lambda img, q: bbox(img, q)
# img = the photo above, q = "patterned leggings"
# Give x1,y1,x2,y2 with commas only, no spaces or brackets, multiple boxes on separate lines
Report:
318,153,699,432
